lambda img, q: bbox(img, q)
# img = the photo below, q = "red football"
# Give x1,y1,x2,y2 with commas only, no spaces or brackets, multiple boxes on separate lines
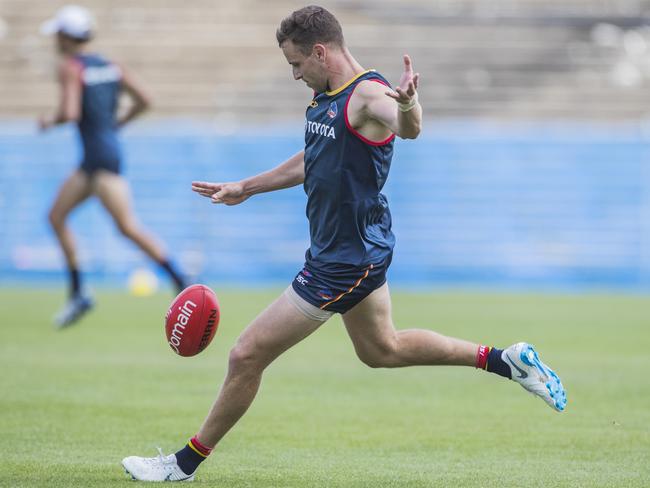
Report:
165,284,220,357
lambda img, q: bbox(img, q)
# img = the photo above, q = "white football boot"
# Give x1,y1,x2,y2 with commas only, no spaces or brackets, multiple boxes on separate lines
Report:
122,448,194,482
54,293,94,329
502,342,567,412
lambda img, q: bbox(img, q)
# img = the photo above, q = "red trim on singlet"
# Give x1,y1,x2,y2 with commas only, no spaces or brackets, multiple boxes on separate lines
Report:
344,79,396,146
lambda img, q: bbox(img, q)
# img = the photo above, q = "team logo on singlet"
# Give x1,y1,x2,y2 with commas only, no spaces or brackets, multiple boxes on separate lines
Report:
327,101,338,119
82,65,121,86
309,100,318,108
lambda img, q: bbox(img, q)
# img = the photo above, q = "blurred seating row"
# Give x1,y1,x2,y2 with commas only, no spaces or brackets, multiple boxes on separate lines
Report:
1,0,650,122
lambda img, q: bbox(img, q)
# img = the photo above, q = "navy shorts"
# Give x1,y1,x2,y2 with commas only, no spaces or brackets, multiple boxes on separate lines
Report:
291,253,392,314
80,156,121,175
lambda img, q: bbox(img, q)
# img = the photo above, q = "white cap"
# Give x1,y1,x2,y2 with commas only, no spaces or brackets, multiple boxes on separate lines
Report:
40,5,95,40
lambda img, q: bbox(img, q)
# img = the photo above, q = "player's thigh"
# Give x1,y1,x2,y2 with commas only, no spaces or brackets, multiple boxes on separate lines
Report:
234,292,326,367
49,170,93,222
92,170,137,226
342,282,397,355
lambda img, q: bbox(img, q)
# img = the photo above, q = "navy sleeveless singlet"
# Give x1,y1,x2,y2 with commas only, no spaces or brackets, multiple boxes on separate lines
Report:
302,69,396,269
73,53,122,174
291,70,397,314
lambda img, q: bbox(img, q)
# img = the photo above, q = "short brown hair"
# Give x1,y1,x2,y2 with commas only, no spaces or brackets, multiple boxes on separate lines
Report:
276,5,344,54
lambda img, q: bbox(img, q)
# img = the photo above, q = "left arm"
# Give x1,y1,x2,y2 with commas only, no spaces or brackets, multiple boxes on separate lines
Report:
116,64,152,128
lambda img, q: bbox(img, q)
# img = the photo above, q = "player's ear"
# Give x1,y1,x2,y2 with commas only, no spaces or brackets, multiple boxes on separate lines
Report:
312,44,326,63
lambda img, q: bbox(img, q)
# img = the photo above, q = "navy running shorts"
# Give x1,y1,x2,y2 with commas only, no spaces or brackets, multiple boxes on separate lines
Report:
291,253,392,314
80,156,121,175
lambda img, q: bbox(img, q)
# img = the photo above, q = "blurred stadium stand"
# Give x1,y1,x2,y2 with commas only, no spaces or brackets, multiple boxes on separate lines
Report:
1,1,649,289
3,0,650,121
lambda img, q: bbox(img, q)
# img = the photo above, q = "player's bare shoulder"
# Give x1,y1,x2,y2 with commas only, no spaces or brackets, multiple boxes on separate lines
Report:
356,78,388,97
58,56,82,81
349,79,386,110
347,79,392,131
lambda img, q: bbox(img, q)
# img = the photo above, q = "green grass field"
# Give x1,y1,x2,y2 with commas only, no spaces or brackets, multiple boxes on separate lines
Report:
1,288,648,487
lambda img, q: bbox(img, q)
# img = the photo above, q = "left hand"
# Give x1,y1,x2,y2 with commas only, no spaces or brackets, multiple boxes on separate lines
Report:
38,115,54,132
385,54,420,104
192,180,249,205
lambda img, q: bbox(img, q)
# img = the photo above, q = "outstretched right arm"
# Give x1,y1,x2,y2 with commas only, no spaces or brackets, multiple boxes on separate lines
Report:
192,150,305,205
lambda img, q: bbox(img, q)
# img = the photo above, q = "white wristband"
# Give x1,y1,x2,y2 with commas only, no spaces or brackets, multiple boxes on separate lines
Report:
397,92,418,112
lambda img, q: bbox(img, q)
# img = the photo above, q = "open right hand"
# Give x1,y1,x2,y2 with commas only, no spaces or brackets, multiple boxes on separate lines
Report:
385,54,419,105
191,181,249,205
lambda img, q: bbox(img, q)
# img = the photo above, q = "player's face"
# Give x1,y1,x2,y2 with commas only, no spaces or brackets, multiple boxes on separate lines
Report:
281,40,327,92
55,33,78,55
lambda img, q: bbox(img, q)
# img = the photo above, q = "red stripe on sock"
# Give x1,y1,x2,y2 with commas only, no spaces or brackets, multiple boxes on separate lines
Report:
476,345,490,369
190,436,213,457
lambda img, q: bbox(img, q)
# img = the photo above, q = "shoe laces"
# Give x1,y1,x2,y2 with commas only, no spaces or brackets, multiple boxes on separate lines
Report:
141,447,172,468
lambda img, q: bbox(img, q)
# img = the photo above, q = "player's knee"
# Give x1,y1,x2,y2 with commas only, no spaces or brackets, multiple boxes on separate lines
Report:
359,354,387,368
357,340,398,368
48,209,63,229
116,220,137,239
228,342,263,374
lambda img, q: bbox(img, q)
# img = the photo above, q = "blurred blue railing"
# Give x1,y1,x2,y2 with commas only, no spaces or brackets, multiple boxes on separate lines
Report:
1,120,649,290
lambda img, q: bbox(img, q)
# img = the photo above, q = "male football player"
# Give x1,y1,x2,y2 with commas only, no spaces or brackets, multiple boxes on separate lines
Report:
39,5,187,327
122,5,566,482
